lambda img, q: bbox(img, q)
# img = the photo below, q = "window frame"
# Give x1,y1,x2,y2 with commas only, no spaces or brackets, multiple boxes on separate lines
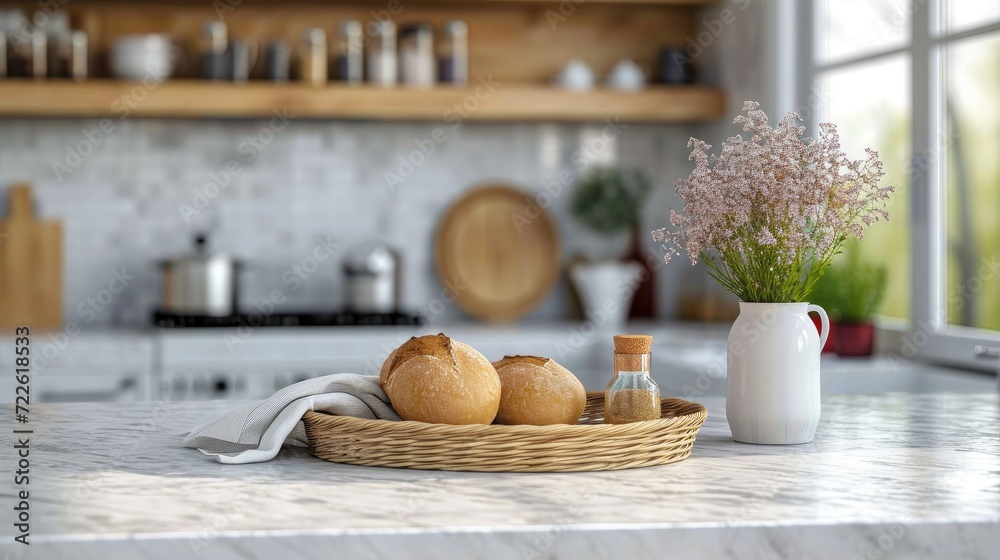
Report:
796,1,1000,373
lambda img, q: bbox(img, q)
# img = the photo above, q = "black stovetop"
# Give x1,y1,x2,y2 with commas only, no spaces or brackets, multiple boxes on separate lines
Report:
152,310,423,328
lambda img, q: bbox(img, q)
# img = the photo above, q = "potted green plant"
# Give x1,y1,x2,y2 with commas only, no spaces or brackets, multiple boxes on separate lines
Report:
817,247,888,357
568,167,654,325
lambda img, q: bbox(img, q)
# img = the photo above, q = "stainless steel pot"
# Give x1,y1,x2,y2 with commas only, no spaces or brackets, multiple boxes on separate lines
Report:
344,241,399,313
160,235,240,316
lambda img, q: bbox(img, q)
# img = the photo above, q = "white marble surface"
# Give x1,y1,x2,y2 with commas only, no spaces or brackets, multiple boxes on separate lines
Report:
1,393,998,559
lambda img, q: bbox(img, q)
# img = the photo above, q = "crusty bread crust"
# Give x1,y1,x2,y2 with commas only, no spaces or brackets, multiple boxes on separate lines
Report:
379,348,397,387
381,334,500,425
492,355,586,425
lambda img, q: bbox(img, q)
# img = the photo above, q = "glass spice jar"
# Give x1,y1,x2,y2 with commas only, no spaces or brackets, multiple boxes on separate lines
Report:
399,23,434,87
437,20,468,86
201,21,228,81
336,20,364,84
604,334,660,424
366,20,397,87
299,28,328,86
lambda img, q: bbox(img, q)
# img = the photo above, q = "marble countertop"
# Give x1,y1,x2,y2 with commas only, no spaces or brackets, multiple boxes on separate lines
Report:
2,393,998,560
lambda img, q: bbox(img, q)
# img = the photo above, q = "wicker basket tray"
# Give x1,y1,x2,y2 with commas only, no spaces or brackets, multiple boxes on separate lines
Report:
302,393,707,472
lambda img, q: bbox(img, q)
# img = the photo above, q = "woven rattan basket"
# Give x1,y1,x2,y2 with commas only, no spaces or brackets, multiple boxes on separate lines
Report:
303,393,707,472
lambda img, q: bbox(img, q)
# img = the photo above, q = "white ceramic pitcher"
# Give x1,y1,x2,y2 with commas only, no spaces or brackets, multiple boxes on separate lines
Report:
726,302,830,445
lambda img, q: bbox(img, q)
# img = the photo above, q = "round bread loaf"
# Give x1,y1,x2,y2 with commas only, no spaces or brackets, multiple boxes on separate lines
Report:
492,355,586,425
380,334,500,425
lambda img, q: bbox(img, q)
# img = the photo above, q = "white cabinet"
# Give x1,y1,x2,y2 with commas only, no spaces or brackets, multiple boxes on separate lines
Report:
0,332,153,403
156,327,415,400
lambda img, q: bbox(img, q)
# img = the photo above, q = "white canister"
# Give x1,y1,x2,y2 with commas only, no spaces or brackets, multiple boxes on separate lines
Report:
367,21,397,87
399,23,434,87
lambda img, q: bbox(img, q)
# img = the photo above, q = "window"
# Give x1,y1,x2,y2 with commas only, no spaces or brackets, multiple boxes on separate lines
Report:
944,32,1000,332
816,54,912,320
803,1,1000,370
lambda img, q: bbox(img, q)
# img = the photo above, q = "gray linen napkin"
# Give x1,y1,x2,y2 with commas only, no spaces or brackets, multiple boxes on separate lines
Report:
183,373,400,464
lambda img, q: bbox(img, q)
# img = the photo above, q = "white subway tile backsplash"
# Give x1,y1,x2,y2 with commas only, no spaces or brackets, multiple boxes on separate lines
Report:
0,117,695,325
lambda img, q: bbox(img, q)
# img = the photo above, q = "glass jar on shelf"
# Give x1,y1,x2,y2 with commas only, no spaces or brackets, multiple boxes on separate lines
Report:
336,20,363,84
438,20,468,86
299,28,328,86
201,21,228,81
367,20,396,87
399,23,434,87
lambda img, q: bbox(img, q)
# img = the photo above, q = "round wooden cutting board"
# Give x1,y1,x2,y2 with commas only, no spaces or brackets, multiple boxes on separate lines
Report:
435,184,560,322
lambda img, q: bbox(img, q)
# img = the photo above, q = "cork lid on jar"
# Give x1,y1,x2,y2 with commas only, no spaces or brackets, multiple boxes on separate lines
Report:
613,334,653,354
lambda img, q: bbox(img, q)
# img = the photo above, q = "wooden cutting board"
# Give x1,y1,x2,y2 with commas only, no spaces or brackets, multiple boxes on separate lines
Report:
0,184,63,329
435,183,559,322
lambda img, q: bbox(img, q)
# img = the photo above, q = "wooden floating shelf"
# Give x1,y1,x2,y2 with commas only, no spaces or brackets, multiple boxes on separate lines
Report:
0,81,726,123
18,0,720,5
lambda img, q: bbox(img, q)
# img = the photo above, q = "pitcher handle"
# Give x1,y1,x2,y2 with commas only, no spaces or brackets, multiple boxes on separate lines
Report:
807,304,830,349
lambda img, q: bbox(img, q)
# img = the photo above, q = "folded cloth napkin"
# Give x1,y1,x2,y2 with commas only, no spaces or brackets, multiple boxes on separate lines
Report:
183,373,400,464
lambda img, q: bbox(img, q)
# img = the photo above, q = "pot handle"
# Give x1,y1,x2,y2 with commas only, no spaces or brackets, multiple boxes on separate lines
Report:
807,304,830,349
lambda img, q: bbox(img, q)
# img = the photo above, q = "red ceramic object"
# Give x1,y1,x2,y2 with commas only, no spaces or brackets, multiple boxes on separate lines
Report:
834,322,875,357
624,227,656,319
811,314,836,353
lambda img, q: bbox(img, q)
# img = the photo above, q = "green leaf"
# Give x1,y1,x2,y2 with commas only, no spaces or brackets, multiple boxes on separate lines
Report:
570,167,653,234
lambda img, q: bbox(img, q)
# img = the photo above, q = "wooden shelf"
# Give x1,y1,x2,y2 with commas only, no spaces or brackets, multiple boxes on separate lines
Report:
0,81,725,122
10,0,719,5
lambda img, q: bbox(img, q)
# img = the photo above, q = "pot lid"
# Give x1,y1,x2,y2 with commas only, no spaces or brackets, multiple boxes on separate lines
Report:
160,234,236,266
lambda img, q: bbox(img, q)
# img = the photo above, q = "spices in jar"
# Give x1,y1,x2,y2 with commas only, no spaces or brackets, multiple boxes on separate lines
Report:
605,385,661,424
604,334,661,424
367,20,397,87
336,20,364,84
68,31,88,81
201,21,228,81
28,29,47,79
299,28,328,86
399,23,434,87
438,20,468,86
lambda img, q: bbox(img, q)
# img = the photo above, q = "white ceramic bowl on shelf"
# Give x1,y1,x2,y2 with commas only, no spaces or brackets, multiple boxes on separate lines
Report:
109,34,179,81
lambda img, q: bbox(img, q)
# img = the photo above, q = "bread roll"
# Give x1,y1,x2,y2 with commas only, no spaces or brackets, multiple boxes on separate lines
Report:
380,334,500,425
492,355,586,425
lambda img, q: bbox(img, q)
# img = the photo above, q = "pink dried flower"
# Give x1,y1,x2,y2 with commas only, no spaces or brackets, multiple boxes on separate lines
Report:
651,101,894,302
